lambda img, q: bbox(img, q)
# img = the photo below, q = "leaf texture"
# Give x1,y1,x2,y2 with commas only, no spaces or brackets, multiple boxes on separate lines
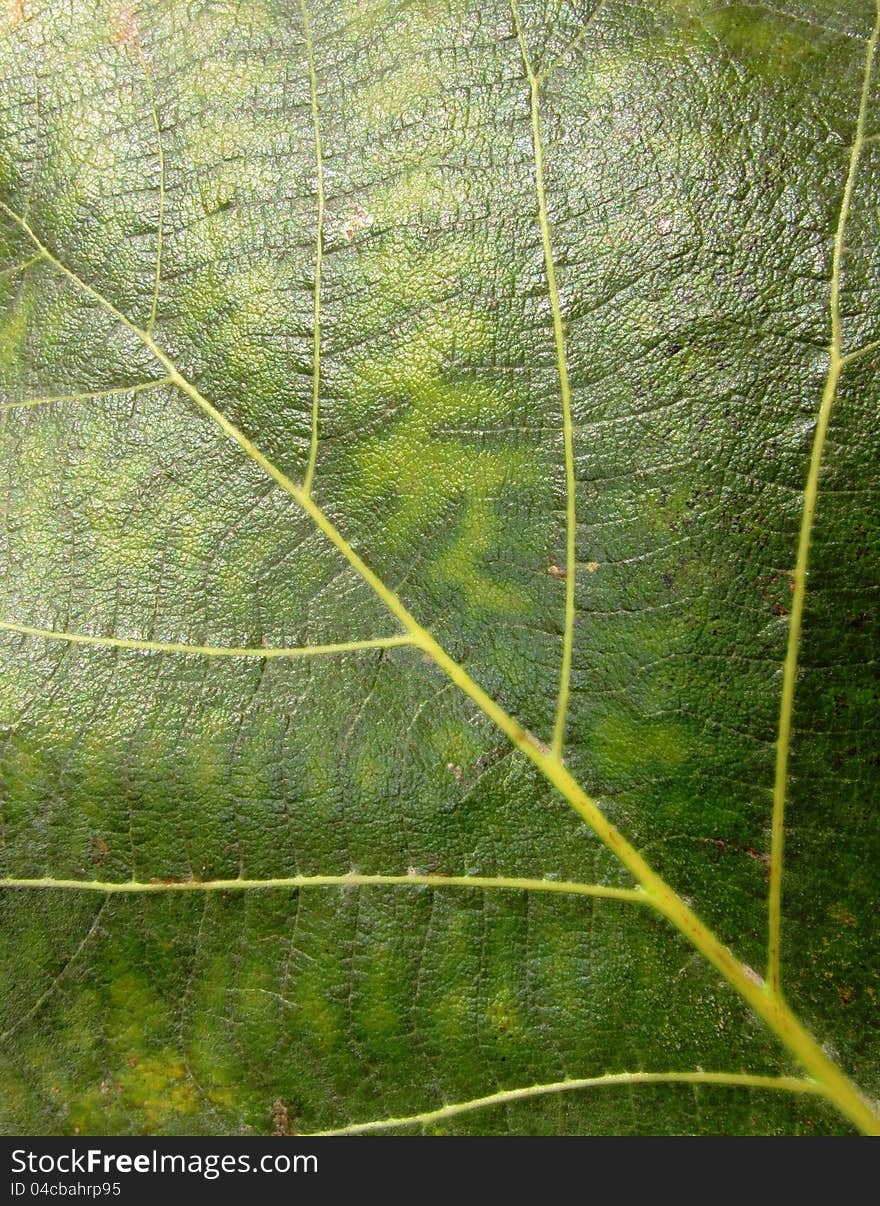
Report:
0,0,878,1135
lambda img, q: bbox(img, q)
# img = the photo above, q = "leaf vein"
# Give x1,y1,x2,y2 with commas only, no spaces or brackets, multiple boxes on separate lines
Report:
0,620,413,660
766,1,880,995
306,1070,826,1136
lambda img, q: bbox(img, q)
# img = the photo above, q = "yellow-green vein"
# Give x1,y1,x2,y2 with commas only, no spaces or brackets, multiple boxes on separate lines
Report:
766,3,880,997
134,43,165,337
0,377,169,412
1,201,878,1133
0,872,646,901
0,620,413,660
539,2,606,84
300,0,325,499
0,253,42,281
841,336,880,366
511,0,578,759
21,32,42,223
307,1070,825,1135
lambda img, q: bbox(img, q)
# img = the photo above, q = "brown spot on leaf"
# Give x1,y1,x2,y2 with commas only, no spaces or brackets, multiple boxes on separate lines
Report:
830,904,857,927
701,836,770,878
547,563,566,579
272,1099,297,1136
112,6,140,51
90,836,109,866
341,202,374,241
446,762,463,783
754,572,792,617
585,561,599,573
4,0,24,26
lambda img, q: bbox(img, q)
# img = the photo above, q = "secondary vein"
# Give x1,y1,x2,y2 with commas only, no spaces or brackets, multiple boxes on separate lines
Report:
307,1070,824,1135
0,620,412,660
134,44,165,338
0,377,170,412
300,0,325,499
0,873,646,900
766,2,880,996
512,0,578,759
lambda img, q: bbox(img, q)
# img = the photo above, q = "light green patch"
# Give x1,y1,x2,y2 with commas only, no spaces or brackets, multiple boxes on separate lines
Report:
348,315,536,614
486,986,520,1037
702,6,813,71
192,60,291,118
298,980,342,1051
356,311,498,394
591,712,690,780
342,0,455,44
362,56,444,122
358,961,402,1037
427,720,483,769
352,750,388,795
354,241,491,320
0,277,32,366
433,501,532,615
354,407,533,614
433,988,470,1043
666,1,816,80
184,732,227,803
115,1052,200,1130
370,166,459,227
108,971,168,1049
577,51,649,105
175,262,298,400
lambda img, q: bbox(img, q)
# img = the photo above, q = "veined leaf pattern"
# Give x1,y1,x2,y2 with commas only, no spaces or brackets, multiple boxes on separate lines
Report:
0,0,878,1135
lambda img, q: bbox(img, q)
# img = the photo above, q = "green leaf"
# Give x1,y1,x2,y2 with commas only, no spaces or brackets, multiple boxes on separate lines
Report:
0,0,878,1136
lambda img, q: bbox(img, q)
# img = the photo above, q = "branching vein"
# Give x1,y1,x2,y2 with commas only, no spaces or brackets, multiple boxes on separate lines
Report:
511,0,578,759
0,377,169,412
766,2,880,997
0,898,108,1045
0,619,413,660
306,1070,824,1135
539,2,607,84
134,44,165,337
0,873,646,901
0,253,42,281
300,0,325,499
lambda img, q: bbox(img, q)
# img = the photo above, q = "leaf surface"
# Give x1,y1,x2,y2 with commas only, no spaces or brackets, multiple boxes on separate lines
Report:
0,0,878,1135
